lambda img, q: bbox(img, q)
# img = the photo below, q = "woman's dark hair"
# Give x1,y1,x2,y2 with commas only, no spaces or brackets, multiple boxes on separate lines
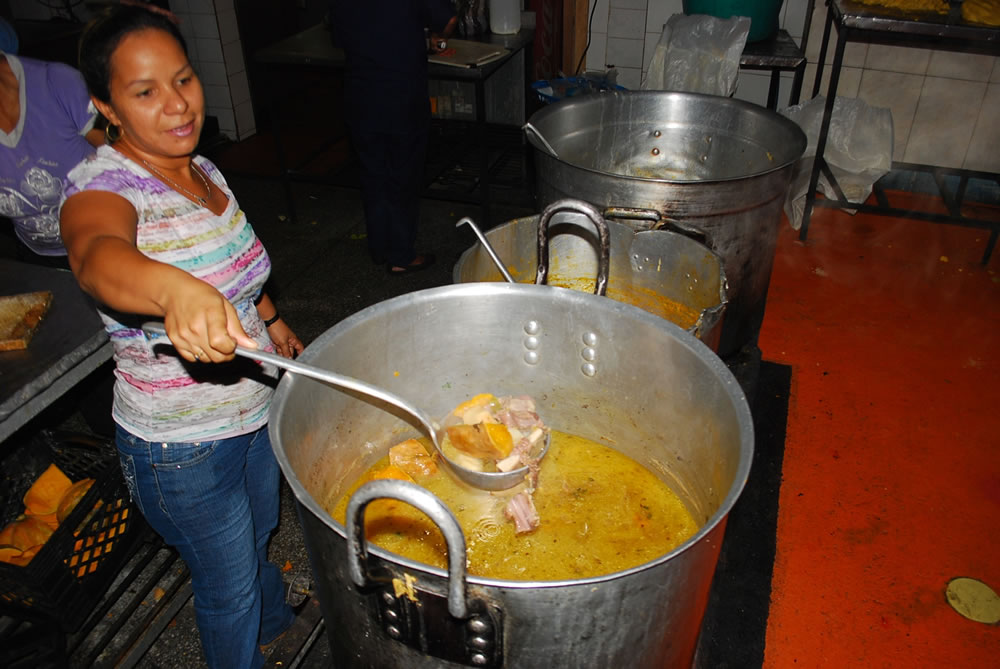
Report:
78,3,188,103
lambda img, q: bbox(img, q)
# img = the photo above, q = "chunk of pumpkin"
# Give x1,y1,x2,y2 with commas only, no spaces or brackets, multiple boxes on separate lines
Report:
0,545,24,564
451,393,496,417
388,439,439,480
370,464,416,483
362,465,417,519
23,464,73,516
0,516,54,554
57,478,96,524
444,422,514,459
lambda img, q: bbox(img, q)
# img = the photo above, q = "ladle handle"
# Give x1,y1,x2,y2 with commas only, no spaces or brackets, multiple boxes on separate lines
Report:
456,217,515,284
140,321,439,439
522,121,558,158
346,479,470,619
535,199,611,296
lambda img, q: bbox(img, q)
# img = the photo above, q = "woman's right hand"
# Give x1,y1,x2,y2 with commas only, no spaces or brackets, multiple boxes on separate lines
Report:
162,279,258,364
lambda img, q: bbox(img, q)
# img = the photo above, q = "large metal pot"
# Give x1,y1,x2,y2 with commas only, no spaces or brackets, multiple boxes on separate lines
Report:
526,90,806,356
453,199,728,350
269,284,753,668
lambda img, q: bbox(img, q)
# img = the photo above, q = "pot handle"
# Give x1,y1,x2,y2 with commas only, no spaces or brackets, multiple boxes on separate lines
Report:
535,198,610,296
602,206,708,244
346,479,470,619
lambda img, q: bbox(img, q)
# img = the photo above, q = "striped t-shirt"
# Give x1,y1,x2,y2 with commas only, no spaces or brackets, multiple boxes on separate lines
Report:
65,145,276,442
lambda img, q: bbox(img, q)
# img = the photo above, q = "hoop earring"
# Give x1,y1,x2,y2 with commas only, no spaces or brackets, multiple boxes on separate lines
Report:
105,124,121,144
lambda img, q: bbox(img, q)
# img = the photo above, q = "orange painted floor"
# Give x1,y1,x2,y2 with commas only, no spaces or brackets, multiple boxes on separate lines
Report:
758,199,1000,667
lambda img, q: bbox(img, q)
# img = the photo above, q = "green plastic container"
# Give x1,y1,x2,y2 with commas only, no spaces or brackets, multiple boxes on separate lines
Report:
682,0,784,42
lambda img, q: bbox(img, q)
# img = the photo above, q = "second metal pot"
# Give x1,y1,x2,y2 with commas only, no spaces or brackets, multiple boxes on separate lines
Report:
453,199,728,350
526,90,806,357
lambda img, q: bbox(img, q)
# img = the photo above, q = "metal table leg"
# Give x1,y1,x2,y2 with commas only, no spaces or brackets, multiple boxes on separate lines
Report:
800,4,846,240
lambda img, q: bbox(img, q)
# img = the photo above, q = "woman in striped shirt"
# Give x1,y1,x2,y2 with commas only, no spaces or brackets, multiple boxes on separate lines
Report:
61,5,303,667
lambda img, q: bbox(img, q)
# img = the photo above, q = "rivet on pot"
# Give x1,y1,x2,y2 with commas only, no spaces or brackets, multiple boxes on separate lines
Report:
524,320,541,335
524,336,540,350
583,332,598,346
651,148,660,156
471,653,489,666
467,618,489,633
582,362,597,377
381,592,395,605
582,347,596,362
653,130,662,137
386,624,402,639
468,635,491,650
524,351,540,365
384,609,399,621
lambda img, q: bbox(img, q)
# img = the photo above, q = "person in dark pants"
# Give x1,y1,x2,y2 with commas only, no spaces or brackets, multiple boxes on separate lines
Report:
328,0,456,274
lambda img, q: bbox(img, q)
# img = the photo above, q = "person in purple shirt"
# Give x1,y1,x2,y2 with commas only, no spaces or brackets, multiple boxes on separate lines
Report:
0,49,104,260
328,0,456,274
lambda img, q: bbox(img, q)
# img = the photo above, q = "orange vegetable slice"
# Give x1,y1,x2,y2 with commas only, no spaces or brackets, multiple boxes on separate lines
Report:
23,464,73,516
370,464,416,483
57,478,96,524
451,393,496,416
0,516,54,553
445,423,513,459
389,438,439,480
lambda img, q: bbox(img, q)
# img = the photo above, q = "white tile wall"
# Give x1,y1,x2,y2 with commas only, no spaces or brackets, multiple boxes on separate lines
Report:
608,8,647,37
170,0,256,141
858,69,923,162
904,77,986,167
586,32,609,71
864,45,931,76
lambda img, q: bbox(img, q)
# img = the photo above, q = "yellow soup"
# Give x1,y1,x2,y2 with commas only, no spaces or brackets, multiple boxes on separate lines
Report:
328,430,699,581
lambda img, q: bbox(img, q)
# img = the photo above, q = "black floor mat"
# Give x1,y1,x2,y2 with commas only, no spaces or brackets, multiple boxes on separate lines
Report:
695,361,792,668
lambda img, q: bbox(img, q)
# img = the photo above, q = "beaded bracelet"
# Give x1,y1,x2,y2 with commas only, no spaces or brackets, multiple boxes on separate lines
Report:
263,312,280,327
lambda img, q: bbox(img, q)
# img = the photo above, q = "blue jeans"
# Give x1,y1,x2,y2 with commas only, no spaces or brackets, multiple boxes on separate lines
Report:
116,425,294,669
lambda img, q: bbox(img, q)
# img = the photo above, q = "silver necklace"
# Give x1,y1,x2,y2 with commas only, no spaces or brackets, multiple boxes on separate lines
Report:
141,158,211,205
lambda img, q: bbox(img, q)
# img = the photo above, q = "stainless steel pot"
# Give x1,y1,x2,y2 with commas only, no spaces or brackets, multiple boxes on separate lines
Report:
453,199,729,350
269,284,753,668
526,90,806,357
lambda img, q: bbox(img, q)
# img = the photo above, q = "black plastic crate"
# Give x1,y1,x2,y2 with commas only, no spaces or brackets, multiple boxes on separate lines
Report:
0,431,147,632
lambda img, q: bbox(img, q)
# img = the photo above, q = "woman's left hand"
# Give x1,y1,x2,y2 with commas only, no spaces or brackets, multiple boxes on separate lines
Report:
266,319,304,359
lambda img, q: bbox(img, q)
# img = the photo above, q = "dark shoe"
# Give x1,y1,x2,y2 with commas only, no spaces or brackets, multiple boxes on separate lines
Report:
387,253,436,275
260,597,322,658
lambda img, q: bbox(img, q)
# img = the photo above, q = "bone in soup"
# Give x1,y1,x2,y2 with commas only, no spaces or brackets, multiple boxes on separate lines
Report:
327,394,699,581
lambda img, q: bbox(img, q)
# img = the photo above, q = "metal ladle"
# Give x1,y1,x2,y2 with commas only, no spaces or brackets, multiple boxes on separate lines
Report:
456,217,515,283
141,322,547,491
523,122,559,159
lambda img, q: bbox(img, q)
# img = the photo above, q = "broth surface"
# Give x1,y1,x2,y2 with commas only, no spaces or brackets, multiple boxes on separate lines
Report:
328,430,698,581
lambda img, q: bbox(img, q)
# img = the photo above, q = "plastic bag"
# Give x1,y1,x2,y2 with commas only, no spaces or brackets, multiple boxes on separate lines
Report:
641,13,750,97
781,95,894,230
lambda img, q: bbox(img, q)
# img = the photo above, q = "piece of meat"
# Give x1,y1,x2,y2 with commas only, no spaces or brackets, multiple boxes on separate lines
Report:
496,409,542,431
503,395,536,413
504,492,540,534
388,439,438,479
